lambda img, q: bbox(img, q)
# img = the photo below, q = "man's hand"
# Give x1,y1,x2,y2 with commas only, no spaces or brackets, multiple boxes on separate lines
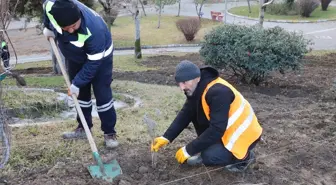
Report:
175,146,191,164
43,27,55,40
151,136,169,152
68,84,79,97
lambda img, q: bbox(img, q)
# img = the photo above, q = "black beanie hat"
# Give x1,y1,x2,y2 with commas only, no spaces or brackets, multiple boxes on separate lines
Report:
49,0,81,27
175,60,201,83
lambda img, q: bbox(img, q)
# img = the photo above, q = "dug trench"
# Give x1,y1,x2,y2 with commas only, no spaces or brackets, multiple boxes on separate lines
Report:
3,53,336,185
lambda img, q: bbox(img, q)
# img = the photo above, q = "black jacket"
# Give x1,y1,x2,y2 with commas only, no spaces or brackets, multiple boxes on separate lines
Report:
163,66,235,156
1,44,10,61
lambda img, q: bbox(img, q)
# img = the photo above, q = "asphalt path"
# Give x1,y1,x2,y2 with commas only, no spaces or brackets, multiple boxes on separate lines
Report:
6,0,336,63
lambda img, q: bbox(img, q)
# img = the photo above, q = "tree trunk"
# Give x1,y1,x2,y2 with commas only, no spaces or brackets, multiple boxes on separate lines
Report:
157,0,162,28
321,0,332,11
259,0,265,27
198,0,205,19
135,10,142,59
133,0,142,58
247,0,251,13
177,0,181,17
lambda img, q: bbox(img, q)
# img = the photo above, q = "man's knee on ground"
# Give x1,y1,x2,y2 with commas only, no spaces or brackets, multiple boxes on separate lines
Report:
201,150,232,166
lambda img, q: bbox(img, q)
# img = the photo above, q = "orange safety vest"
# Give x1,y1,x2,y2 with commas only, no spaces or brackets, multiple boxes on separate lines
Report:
201,77,263,159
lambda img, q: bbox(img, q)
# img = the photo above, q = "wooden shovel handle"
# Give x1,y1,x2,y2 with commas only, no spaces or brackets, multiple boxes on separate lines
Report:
49,37,98,153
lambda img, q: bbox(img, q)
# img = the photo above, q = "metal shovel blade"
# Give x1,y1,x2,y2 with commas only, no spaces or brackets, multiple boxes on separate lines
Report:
0,74,6,81
87,159,122,182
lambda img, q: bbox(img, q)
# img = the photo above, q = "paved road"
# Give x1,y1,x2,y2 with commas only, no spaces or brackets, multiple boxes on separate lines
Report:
7,0,336,63
159,0,336,50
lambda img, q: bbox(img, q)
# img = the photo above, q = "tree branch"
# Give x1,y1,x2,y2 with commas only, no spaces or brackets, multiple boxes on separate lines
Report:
4,0,20,29
262,0,275,8
98,0,109,11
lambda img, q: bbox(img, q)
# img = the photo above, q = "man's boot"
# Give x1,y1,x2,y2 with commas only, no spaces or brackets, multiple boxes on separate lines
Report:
104,133,119,149
225,151,256,172
187,153,203,166
62,127,87,139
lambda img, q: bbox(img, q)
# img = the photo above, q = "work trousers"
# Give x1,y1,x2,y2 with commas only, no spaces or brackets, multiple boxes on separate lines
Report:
67,56,117,135
1,51,10,69
200,138,259,166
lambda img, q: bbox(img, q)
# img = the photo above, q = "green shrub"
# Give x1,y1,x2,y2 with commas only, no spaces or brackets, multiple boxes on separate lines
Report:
199,24,312,85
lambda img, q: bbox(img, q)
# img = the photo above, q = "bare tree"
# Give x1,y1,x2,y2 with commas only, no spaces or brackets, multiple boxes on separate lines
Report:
259,0,275,27
194,0,206,19
1,0,19,37
97,0,120,29
155,0,177,28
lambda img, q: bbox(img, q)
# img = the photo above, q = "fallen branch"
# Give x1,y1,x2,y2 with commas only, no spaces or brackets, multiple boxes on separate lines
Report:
202,164,213,184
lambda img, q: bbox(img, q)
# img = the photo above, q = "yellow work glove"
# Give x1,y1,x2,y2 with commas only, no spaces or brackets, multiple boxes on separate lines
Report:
175,146,191,164
151,136,169,152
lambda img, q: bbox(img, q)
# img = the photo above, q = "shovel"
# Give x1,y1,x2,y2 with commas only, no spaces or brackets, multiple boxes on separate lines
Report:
48,37,122,182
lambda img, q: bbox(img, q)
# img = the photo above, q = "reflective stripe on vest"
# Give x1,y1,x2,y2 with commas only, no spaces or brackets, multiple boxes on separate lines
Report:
70,28,92,48
44,1,63,34
87,42,113,61
201,77,262,159
1,41,6,48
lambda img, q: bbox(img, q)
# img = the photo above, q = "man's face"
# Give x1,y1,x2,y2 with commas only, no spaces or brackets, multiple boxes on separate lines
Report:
62,19,81,34
178,77,200,97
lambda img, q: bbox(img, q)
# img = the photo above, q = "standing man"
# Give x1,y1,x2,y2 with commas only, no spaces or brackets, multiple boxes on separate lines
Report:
42,0,118,148
151,60,263,172
0,40,10,71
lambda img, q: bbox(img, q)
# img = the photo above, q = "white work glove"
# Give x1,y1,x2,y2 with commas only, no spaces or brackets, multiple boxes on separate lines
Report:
43,27,55,40
68,84,79,97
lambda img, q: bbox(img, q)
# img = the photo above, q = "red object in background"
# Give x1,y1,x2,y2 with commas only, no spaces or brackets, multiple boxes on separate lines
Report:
218,15,224,21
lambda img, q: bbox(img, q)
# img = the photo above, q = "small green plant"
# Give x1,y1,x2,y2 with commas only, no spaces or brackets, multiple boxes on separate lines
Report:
200,24,312,85
28,126,40,136
176,17,201,41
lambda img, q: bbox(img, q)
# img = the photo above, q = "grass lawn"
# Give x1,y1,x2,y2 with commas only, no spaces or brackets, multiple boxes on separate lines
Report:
2,88,67,118
111,15,221,48
228,5,336,21
3,80,185,173
14,61,51,70
6,55,156,87
3,89,61,109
